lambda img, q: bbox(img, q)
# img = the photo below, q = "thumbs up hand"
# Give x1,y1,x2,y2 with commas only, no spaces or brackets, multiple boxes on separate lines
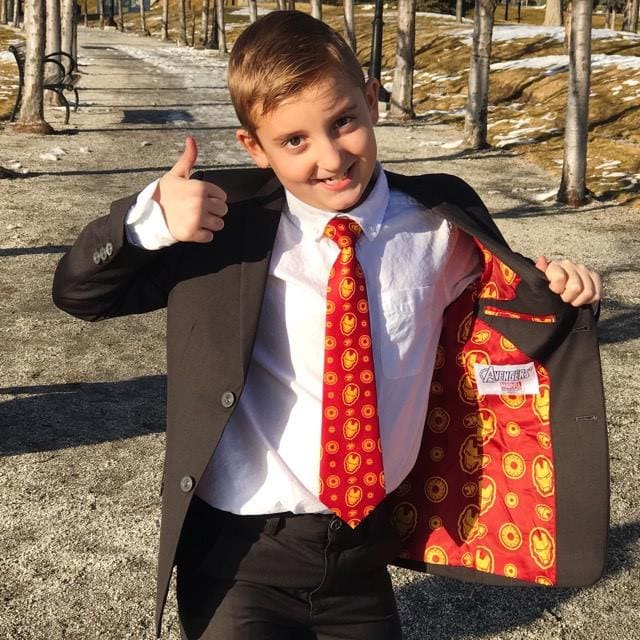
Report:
152,136,228,243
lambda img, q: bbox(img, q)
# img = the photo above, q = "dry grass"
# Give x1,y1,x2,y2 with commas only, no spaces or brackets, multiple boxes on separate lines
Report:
1,4,639,207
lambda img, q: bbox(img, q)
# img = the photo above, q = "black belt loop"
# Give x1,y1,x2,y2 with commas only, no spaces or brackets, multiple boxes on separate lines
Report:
263,515,284,536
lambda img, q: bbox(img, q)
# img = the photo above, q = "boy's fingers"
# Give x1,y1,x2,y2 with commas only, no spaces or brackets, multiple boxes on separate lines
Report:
191,228,215,243
203,181,228,202
535,255,549,273
169,136,198,178
204,196,228,217
200,212,225,233
544,261,569,295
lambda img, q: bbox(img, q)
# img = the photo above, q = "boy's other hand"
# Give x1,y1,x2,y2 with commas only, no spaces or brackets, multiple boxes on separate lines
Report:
152,136,228,243
535,256,602,308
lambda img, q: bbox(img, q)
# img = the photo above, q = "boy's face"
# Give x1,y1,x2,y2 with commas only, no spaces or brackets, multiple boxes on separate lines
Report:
236,74,380,212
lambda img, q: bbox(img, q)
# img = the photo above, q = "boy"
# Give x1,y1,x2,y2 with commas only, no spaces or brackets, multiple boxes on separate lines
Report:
53,11,607,640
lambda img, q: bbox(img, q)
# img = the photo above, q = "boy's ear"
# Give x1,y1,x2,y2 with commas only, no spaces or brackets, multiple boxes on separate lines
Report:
235,129,270,168
364,77,380,126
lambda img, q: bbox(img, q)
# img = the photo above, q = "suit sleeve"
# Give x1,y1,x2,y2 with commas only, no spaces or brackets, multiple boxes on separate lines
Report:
52,192,182,321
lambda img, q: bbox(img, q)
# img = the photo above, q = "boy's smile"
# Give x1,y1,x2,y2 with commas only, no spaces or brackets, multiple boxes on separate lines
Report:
236,74,380,212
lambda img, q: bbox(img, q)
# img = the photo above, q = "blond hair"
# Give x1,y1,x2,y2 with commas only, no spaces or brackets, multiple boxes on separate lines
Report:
228,11,366,140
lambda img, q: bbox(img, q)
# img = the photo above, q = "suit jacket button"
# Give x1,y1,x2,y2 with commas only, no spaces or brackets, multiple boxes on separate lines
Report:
221,391,236,409
180,476,195,493
92,250,101,264
105,242,113,256
99,246,108,261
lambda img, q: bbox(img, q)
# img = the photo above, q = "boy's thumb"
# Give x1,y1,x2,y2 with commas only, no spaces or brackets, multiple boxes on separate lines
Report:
169,136,198,178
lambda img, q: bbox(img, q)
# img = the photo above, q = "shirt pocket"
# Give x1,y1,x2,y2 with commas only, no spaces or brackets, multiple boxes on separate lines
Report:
378,286,434,379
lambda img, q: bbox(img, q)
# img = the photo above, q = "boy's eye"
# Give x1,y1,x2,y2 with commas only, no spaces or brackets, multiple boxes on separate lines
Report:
285,136,302,148
336,116,354,128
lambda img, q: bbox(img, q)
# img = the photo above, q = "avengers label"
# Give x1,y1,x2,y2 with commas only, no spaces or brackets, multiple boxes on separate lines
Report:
474,362,540,396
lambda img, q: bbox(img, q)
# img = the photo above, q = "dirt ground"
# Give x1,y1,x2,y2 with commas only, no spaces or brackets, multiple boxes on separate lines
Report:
0,25,639,640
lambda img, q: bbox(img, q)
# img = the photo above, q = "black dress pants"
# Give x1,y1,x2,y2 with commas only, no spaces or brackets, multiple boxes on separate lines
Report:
176,496,404,640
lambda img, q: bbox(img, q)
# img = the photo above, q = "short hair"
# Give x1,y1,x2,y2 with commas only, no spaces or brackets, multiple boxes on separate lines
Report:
228,10,366,140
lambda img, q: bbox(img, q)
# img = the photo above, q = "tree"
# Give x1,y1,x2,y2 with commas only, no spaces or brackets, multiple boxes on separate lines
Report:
389,0,416,120
61,0,74,58
45,0,61,58
456,0,463,22
1,0,9,23
343,0,356,51
464,0,496,149
12,0,21,27
276,0,285,9
248,0,257,22
178,0,188,44
161,0,169,40
558,0,592,206
8,0,54,133
215,0,226,53
544,0,563,26
45,0,62,105
117,0,124,31
139,0,150,36
98,0,104,29
622,0,639,31
201,0,209,45
310,0,321,20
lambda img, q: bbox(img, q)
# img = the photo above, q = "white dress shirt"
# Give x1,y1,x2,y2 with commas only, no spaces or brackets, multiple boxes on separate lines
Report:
125,167,481,515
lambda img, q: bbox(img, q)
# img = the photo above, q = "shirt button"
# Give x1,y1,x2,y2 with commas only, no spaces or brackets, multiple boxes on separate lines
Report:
105,242,113,256
92,250,101,264
99,246,108,261
179,476,195,493
220,390,236,409
329,517,343,532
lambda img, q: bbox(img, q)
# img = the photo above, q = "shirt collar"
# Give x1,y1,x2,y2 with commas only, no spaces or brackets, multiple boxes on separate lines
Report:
283,163,389,242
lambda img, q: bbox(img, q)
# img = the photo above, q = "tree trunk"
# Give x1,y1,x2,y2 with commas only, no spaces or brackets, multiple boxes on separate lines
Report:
201,0,209,45
247,0,256,22
504,0,509,20
628,0,639,32
464,0,496,149
343,0,356,51
276,0,285,9
82,0,87,25
310,0,321,20
558,0,591,206
1,0,7,24
161,0,168,39
12,0,20,26
208,0,218,48
139,0,149,35
11,0,54,133
286,0,294,10
117,0,124,31
61,0,74,55
215,0,226,52
456,0,463,22
46,0,61,56
98,0,104,28
543,0,563,26
178,0,188,44
188,0,195,44
45,0,62,105
389,0,416,120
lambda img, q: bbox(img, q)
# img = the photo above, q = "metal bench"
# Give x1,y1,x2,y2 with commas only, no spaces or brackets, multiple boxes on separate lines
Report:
9,42,80,125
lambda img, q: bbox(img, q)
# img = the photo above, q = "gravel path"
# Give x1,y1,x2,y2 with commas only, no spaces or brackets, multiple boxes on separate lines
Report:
1,26,638,640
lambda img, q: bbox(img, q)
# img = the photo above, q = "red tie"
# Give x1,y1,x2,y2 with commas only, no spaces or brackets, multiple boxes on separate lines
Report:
319,217,386,528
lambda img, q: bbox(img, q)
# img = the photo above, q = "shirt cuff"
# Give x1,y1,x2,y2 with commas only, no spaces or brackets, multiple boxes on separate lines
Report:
124,179,178,250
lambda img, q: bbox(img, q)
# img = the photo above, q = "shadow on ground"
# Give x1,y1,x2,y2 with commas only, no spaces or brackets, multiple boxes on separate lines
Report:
395,520,640,639
0,375,166,456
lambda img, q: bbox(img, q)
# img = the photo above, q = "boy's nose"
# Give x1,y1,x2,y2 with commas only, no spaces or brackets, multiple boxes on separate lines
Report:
316,139,347,176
